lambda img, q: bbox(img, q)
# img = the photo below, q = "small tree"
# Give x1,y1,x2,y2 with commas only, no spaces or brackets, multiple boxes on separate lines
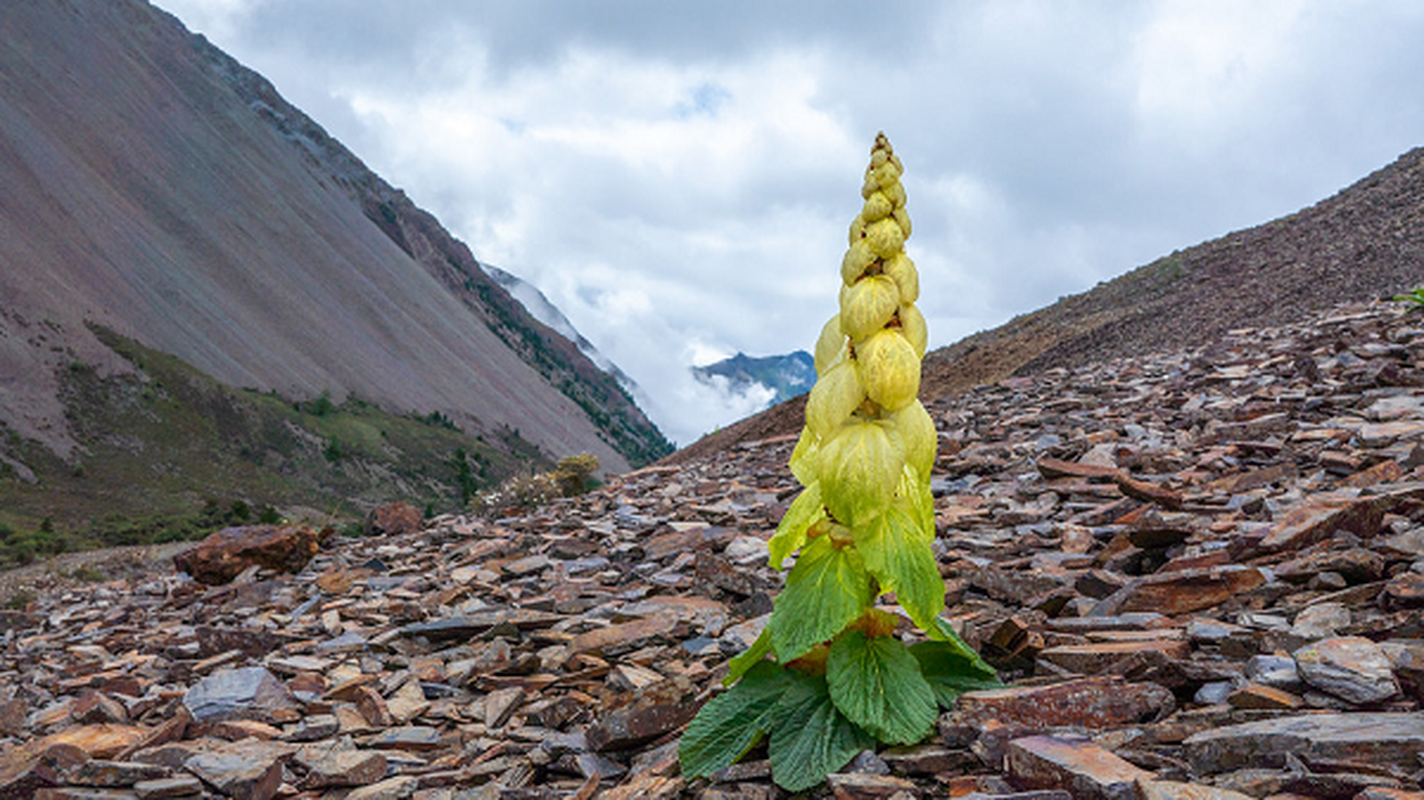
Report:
552,453,600,496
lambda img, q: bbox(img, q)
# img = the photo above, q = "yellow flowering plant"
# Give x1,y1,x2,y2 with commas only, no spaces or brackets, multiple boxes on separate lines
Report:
680,134,1000,792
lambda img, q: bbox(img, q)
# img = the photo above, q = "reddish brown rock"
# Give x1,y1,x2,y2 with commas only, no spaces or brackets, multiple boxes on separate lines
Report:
1037,641,1191,676
1245,495,1383,557
586,677,698,752
569,613,678,657
1226,683,1302,710
1006,735,1154,800
1103,566,1267,616
0,743,87,799
954,677,1175,730
827,772,922,798
1037,457,1121,481
1114,474,1184,510
1183,713,1424,773
173,525,326,585
182,740,292,800
1136,779,1257,800
365,502,424,537
1383,571,1424,608
1293,636,1399,705
40,726,148,760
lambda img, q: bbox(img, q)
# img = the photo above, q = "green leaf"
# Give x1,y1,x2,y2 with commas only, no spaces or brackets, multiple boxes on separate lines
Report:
856,502,944,632
910,639,1002,708
769,482,824,568
724,625,774,687
900,465,935,533
826,630,938,744
768,670,875,792
681,661,791,778
770,536,873,662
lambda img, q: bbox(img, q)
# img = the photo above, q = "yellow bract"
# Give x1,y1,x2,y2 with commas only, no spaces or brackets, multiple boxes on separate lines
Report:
862,191,893,223
883,253,919,304
806,360,866,439
857,330,921,411
814,314,849,376
899,303,928,358
865,218,905,260
842,240,876,286
818,419,904,528
889,400,936,482
840,276,900,341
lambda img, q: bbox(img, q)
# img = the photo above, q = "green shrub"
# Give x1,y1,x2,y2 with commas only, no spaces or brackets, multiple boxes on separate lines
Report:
552,453,600,496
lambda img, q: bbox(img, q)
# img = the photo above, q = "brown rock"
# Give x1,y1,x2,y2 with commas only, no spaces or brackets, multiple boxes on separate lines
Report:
1135,779,1257,800
1114,474,1184,510
1006,735,1154,800
365,502,424,537
1293,636,1400,704
295,748,387,789
1246,495,1383,557
1338,458,1406,488
183,740,291,800
586,677,698,752
132,775,205,799
173,525,326,585
1101,565,1267,616
0,743,87,800
1037,641,1191,676
955,678,1175,730
1384,571,1424,608
827,772,921,798
1183,713,1424,773
569,613,678,657
1038,457,1121,481
41,726,148,760
1225,683,1302,710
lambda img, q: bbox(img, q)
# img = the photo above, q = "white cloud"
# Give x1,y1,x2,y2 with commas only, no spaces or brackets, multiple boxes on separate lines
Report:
152,0,1424,449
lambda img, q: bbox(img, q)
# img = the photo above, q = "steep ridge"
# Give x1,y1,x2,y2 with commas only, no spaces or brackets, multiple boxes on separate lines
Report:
669,146,1424,463
0,0,669,478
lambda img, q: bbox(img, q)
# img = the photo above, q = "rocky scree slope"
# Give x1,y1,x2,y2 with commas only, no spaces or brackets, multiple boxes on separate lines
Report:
4,300,1424,797
0,0,670,475
672,146,1424,465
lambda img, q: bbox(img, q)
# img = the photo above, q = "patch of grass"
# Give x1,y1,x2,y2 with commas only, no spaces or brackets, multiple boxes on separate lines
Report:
1392,287,1424,311
0,326,550,558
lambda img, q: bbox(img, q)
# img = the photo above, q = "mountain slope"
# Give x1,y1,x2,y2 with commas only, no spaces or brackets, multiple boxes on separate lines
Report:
0,0,670,482
666,145,1424,464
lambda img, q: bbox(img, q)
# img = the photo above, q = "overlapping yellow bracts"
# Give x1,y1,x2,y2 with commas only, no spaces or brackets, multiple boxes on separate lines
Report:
801,133,932,514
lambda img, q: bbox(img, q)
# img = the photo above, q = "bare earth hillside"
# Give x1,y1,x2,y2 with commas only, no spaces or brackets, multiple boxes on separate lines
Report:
0,0,669,476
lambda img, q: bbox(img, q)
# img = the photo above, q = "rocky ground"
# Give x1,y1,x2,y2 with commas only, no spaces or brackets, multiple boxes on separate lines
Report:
3,300,1424,799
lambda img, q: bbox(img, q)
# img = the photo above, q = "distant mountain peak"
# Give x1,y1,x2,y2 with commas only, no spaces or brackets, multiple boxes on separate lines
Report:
691,350,816,408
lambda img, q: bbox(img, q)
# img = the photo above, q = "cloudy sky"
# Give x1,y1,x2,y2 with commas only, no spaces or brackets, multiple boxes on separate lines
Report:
155,1,1424,447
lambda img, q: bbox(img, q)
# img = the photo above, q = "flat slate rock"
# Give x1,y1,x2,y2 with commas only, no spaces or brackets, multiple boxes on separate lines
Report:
1183,713,1424,773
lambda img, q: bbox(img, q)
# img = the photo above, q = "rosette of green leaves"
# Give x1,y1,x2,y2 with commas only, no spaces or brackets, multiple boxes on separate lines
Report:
680,133,1000,792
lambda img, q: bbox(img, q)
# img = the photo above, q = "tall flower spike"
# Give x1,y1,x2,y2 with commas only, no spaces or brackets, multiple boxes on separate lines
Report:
680,132,999,795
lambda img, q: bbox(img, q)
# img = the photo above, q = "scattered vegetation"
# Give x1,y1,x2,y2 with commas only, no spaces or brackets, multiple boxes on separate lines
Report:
681,134,999,792
0,326,548,563
1392,287,1424,311
472,453,601,516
